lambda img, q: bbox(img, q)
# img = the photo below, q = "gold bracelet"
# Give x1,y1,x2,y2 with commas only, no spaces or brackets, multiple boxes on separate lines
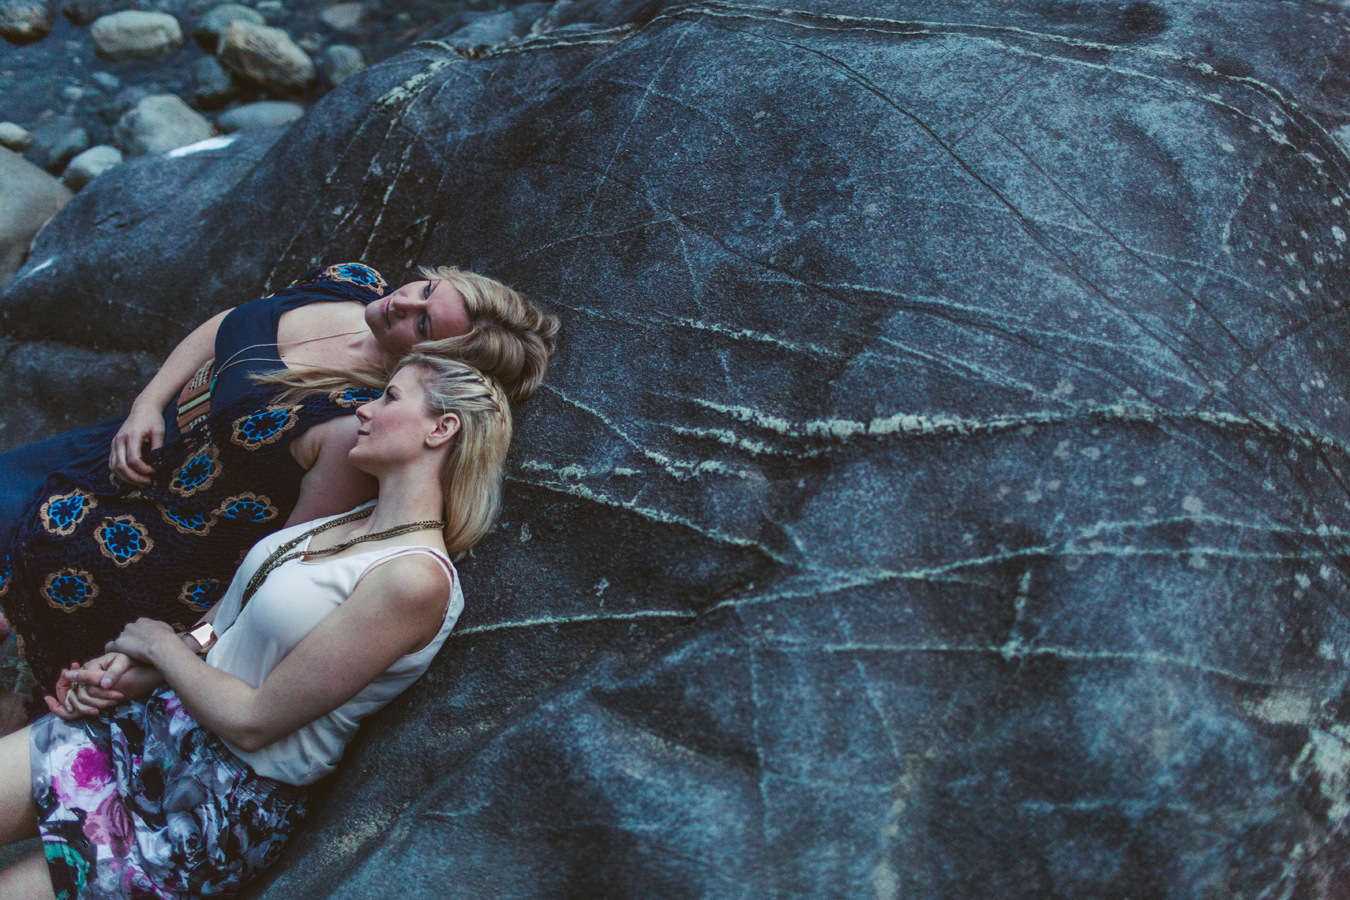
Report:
186,621,217,656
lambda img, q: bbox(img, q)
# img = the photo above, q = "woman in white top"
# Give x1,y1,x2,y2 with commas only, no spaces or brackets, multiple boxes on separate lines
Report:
0,353,511,900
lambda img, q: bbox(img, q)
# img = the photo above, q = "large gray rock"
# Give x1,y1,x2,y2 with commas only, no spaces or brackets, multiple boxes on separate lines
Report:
0,0,50,45
191,1,262,52
114,93,213,156
7,0,1350,897
0,148,70,285
217,20,316,95
89,10,183,61
0,128,281,351
0,340,158,450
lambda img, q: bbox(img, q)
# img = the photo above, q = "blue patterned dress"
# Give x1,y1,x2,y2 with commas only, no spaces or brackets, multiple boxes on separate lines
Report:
0,263,388,693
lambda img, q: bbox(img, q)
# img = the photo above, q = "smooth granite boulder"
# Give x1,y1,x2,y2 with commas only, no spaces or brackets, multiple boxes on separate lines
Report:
5,0,1350,897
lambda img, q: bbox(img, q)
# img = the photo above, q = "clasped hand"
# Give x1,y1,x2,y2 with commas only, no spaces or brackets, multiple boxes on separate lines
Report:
44,618,175,720
109,401,165,485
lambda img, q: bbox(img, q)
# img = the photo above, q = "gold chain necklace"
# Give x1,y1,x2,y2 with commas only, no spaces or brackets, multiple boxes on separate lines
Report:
242,507,445,606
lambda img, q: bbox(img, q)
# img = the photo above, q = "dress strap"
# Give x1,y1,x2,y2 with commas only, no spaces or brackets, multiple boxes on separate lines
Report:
363,546,455,580
354,546,458,627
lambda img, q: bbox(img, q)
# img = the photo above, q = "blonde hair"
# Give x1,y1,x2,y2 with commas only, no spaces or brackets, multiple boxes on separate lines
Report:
400,353,513,557
415,265,559,404
255,265,559,405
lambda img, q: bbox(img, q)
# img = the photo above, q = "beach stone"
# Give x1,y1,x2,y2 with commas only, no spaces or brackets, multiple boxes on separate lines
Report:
192,55,235,109
0,148,70,285
114,93,212,156
320,43,363,88
191,1,261,52
96,86,147,127
60,0,127,26
216,100,302,133
22,115,78,168
0,0,51,45
90,72,122,92
217,20,316,95
317,1,361,32
90,10,183,61
43,127,89,173
0,123,31,152
61,144,121,190
8,1,1350,898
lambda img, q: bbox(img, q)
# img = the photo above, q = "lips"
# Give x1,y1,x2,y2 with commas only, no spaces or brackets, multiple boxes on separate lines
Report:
381,296,392,327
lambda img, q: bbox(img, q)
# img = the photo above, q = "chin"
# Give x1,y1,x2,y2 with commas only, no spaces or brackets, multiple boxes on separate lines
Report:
347,447,379,475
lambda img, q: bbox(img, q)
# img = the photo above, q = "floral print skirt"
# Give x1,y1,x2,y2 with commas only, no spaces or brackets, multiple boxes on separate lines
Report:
30,687,306,899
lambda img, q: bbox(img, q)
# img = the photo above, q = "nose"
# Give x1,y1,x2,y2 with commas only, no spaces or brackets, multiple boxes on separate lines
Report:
391,288,423,317
354,401,373,422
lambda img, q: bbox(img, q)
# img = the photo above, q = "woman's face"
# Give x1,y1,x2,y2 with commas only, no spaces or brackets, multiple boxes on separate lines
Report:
350,366,457,472
365,279,472,359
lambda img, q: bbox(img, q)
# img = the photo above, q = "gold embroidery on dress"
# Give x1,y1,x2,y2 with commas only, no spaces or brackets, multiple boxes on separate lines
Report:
41,568,100,612
94,515,155,568
39,489,98,537
168,443,223,498
230,404,302,450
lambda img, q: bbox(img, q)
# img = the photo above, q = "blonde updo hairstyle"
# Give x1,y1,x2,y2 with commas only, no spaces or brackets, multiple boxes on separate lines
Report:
256,265,559,407
414,266,559,405
399,352,513,557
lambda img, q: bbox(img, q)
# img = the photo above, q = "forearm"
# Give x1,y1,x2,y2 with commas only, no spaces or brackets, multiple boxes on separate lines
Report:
145,630,269,751
133,309,230,411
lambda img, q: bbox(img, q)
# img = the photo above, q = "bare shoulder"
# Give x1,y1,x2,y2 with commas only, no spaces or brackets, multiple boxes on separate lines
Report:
291,414,360,468
357,551,454,608
311,412,361,449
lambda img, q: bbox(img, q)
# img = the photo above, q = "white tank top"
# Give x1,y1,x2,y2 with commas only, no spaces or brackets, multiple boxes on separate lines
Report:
206,502,463,785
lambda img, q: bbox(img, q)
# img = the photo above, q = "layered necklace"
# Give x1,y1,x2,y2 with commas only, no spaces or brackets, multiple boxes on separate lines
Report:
242,506,445,606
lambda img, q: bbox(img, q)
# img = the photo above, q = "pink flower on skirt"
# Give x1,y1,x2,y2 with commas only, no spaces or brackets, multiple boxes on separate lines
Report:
70,746,114,791
85,793,136,857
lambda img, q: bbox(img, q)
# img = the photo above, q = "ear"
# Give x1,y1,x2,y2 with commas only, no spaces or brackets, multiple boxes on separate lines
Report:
426,412,461,448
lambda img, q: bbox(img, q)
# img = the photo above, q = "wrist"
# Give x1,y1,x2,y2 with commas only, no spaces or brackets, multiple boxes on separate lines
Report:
150,627,185,666
184,621,216,656
131,390,171,415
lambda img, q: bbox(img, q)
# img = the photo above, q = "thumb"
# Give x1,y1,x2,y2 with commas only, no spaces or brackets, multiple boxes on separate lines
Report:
102,654,134,689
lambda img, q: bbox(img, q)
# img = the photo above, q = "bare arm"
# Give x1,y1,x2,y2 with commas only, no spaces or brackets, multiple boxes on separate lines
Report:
111,307,233,484
106,554,450,752
285,414,379,526
52,604,228,718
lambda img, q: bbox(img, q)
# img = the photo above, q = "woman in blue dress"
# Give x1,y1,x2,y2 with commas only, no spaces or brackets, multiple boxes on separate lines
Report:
0,262,558,698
